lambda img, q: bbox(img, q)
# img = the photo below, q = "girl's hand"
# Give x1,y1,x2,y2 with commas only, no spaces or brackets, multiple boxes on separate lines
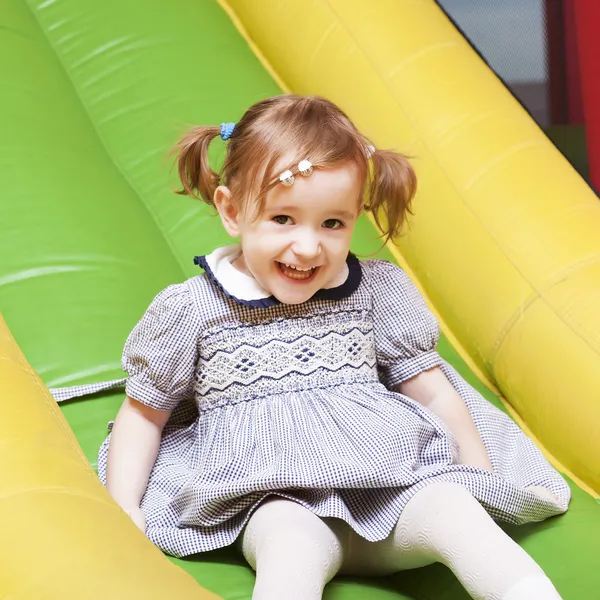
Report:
398,367,493,472
526,485,562,507
125,506,147,533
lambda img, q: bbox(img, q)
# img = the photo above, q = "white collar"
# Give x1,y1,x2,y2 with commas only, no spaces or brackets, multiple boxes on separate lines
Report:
203,245,270,301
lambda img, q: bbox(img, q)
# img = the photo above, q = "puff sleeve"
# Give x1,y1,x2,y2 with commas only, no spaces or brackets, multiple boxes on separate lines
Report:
369,260,442,389
122,282,201,411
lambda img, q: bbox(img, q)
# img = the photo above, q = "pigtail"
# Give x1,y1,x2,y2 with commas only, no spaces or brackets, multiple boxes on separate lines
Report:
367,150,417,242
173,126,221,205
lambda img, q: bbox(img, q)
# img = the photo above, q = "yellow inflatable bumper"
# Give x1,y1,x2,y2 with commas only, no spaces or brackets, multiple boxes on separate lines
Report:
2,0,599,598
0,314,219,599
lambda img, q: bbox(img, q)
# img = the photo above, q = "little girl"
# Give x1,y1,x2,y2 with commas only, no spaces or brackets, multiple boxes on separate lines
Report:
57,94,569,599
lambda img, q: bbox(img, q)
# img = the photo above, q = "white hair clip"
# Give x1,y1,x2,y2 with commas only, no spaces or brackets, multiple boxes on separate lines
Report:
279,169,295,187
279,160,313,187
298,159,313,177
366,144,376,159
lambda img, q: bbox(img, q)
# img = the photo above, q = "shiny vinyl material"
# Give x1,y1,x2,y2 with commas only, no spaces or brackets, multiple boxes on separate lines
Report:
1,0,600,598
0,315,219,599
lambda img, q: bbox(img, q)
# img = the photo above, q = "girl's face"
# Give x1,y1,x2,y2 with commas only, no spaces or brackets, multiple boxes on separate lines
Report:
215,161,362,305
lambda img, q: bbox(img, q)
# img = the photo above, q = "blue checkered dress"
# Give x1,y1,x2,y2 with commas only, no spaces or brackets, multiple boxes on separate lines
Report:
54,256,570,558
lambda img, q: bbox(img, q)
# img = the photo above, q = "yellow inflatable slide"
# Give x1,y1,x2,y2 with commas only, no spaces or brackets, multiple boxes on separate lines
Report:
1,0,598,598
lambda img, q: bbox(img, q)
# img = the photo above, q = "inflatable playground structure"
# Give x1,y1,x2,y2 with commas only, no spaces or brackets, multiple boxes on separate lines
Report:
1,1,600,598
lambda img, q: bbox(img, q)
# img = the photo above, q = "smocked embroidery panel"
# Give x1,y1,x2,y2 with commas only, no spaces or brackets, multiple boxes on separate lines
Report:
195,308,378,410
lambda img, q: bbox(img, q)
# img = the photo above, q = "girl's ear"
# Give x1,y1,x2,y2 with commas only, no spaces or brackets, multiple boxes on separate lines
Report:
213,186,241,237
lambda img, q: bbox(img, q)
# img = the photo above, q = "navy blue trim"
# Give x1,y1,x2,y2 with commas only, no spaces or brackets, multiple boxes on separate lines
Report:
198,374,378,413
199,325,370,361
316,253,362,301
197,360,377,396
200,307,369,342
193,252,362,309
193,255,279,308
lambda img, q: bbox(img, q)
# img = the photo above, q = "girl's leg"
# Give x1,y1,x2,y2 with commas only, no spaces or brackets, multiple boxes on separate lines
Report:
240,498,347,600
340,482,561,598
390,482,561,600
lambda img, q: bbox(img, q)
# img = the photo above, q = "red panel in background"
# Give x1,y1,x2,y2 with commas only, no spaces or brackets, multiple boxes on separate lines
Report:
564,0,585,124
546,0,567,123
573,0,600,190
546,0,584,125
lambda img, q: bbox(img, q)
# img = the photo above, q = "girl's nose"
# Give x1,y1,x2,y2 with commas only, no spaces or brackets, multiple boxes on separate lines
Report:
291,229,322,259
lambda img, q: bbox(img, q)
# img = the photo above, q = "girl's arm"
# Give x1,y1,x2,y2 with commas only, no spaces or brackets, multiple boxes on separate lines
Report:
398,367,493,472
106,396,172,515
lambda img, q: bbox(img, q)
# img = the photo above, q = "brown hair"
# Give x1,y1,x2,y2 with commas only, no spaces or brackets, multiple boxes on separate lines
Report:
173,94,416,242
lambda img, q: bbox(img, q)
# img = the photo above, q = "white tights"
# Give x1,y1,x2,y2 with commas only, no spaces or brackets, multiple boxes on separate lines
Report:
240,483,561,600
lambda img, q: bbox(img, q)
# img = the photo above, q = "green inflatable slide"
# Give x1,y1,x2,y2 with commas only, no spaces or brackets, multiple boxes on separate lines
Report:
1,0,599,598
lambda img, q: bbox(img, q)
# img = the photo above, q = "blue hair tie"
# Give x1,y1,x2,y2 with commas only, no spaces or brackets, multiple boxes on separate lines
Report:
220,122,235,141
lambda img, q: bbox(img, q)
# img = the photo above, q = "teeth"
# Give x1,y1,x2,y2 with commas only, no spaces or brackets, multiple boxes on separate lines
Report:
283,263,313,272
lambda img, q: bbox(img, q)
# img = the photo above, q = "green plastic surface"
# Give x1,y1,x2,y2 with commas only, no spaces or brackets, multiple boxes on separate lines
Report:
1,0,599,598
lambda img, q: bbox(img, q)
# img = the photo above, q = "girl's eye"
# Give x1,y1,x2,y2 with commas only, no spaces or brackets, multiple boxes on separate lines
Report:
322,219,343,230
272,215,293,225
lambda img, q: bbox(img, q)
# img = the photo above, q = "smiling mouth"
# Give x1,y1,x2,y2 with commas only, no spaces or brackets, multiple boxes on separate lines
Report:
276,262,318,281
